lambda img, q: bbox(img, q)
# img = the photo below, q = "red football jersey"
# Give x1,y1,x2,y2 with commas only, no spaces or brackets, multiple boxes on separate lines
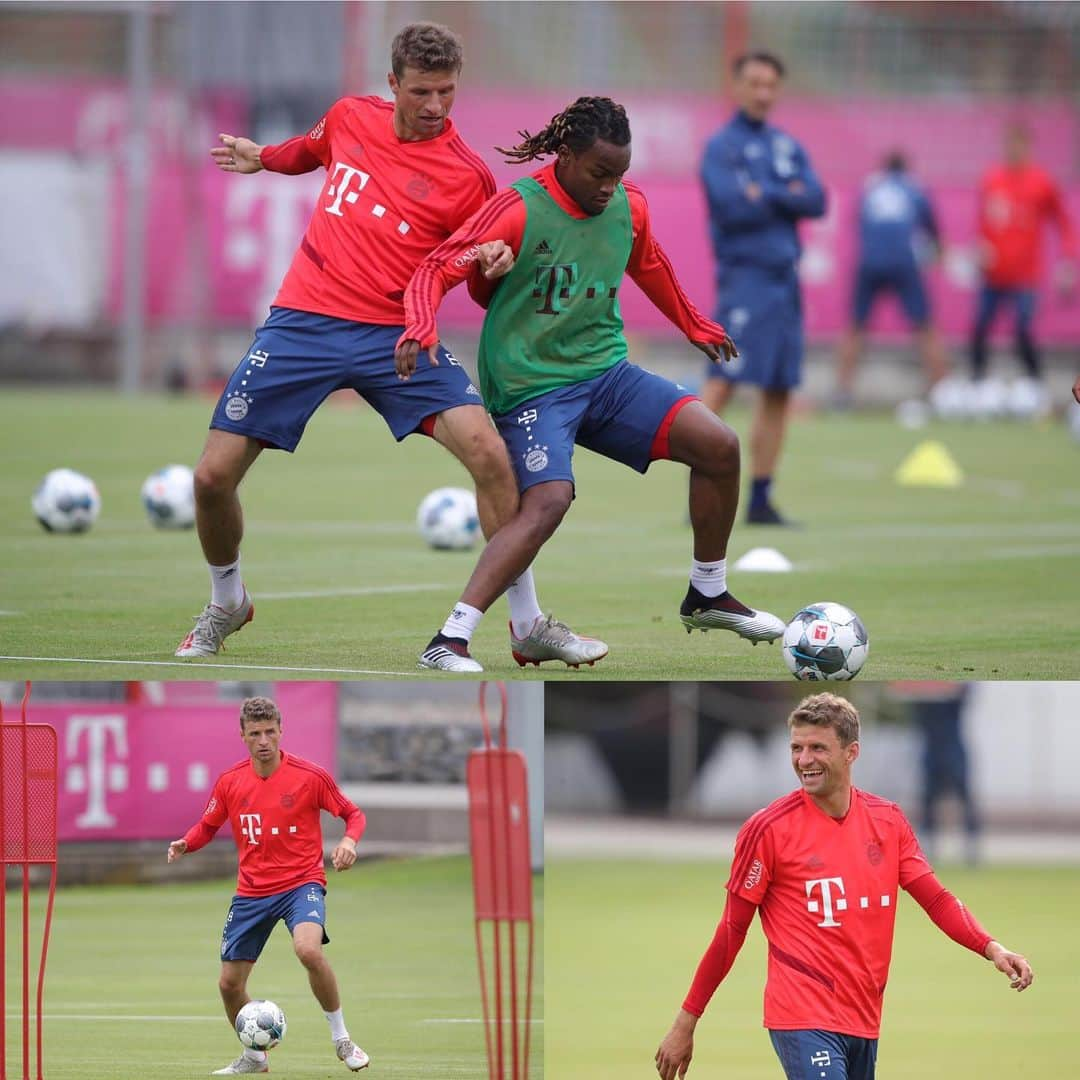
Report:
264,96,496,325
728,787,932,1039
183,751,365,898
978,163,1075,288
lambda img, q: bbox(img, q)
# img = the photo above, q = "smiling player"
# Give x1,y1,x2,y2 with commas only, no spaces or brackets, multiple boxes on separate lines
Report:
655,692,1033,1080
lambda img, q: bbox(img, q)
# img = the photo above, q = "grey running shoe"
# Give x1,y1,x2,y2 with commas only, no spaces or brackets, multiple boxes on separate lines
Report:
211,1053,268,1075
335,1038,370,1071
418,634,484,673
679,588,785,643
510,615,608,669
176,592,254,657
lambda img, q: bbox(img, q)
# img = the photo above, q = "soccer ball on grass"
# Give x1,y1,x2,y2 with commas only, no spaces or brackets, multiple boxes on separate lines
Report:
141,464,196,529
782,602,869,681
235,999,286,1051
31,468,101,533
416,486,480,550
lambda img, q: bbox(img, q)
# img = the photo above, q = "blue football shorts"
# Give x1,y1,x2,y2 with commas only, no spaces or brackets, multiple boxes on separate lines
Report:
493,359,696,493
210,306,483,451
769,1028,879,1080
220,881,329,963
852,263,930,328
705,267,803,390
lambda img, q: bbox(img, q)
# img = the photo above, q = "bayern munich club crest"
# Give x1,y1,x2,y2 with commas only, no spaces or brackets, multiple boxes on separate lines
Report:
225,393,251,421
524,447,549,473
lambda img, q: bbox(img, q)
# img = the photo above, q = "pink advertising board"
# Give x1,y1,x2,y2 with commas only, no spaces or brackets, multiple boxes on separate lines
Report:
3,80,1077,343
8,682,337,842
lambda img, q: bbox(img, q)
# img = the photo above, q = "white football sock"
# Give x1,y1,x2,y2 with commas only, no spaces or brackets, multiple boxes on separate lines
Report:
441,602,483,643
209,559,245,610
690,558,727,598
505,567,543,639
324,1007,349,1042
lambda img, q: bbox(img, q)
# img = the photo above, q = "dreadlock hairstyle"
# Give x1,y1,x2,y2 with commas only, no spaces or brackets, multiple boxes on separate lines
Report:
497,96,631,165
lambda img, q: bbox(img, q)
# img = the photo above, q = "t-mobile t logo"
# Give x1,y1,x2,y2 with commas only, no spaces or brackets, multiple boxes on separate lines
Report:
325,162,371,217
806,876,892,927
806,877,846,927
238,813,262,845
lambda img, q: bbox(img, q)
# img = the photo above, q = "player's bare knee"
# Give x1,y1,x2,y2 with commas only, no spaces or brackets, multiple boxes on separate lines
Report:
462,433,514,491
194,458,239,503
293,940,324,969
522,486,571,538
219,971,246,997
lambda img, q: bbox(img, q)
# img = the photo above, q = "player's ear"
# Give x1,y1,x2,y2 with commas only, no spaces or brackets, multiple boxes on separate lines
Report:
387,72,400,97
847,740,860,765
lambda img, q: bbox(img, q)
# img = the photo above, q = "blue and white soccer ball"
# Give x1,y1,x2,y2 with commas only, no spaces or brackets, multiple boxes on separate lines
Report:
31,468,101,533
235,999,286,1051
416,486,480,550
782,602,869,681
141,464,196,529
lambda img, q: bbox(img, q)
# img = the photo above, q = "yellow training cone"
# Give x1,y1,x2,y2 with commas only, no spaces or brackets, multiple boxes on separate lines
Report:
894,440,964,487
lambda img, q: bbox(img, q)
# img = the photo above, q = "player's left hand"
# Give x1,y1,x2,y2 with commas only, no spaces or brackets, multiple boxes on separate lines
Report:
394,338,423,381
478,239,515,280
986,941,1033,991
331,837,357,872
1072,375,1080,405
692,334,739,364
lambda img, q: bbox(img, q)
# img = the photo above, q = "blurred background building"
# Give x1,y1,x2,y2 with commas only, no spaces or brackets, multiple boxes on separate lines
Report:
0,679,543,884
1,0,1077,408
545,680,1080,865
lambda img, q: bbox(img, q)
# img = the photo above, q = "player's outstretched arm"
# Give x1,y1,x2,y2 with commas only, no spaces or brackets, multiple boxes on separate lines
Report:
655,1009,697,1080
331,836,357,872
210,133,265,174
166,838,188,863
985,940,1034,991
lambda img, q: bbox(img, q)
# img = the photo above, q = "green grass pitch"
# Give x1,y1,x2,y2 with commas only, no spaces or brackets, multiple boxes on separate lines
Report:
2,855,542,1079
545,858,1077,1079
1,387,1078,678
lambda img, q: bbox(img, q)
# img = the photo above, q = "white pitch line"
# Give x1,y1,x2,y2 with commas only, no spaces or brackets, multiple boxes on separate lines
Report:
4,1013,218,1022
259,583,455,600
0,656,418,676
421,1018,544,1024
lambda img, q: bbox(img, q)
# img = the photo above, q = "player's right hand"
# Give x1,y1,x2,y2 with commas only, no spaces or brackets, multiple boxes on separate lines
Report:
655,1012,696,1080
210,133,264,174
394,338,423,381
167,839,188,863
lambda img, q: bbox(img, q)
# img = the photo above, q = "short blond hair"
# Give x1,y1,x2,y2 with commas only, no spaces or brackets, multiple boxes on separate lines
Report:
239,697,281,730
787,692,860,746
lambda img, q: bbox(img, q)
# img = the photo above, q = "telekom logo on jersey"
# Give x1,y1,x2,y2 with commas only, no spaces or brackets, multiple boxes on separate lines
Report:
236,812,299,846
324,162,412,235
806,877,892,928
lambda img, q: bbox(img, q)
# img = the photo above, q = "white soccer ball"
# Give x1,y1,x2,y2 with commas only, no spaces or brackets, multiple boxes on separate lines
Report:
782,601,869,681
31,468,101,533
235,999,286,1051
141,464,196,529
416,486,480,550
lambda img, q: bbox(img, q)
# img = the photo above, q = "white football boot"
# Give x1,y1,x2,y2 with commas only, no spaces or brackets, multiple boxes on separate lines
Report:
510,615,608,668
211,1051,268,1075
679,589,785,644
176,592,255,657
335,1038,370,1071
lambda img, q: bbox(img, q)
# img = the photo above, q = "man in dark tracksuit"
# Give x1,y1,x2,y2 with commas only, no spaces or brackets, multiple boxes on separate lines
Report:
700,51,825,526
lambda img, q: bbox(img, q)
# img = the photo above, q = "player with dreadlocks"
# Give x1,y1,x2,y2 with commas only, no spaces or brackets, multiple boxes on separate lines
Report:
397,97,786,672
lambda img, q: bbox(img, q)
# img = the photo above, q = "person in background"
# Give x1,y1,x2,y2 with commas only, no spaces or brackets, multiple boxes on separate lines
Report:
834,151,950,409
699,51,826,526
969,123,1075,418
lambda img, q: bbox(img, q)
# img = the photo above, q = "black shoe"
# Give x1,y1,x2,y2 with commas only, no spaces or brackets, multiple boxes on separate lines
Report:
418,633,483,672
679,587,785,642
746,503,802,527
